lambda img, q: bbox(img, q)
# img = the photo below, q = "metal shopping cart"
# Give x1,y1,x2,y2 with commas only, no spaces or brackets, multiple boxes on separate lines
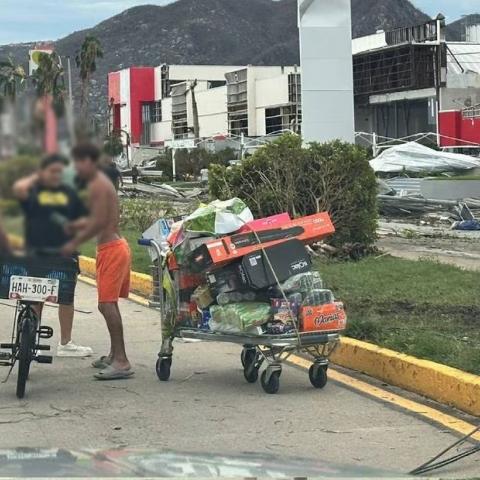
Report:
0,254,78,398
138,237,344,395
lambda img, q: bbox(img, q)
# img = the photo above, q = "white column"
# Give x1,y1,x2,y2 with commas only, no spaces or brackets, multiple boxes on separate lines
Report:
298,0,355,143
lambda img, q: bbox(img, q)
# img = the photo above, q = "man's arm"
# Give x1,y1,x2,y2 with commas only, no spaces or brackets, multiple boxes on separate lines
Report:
62,180,111,253
13,173,39,201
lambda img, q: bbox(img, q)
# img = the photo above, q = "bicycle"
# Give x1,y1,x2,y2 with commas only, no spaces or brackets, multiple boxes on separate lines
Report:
0,253,78,399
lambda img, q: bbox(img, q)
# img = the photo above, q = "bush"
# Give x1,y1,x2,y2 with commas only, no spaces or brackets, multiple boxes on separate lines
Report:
209,134,377,247
0,155,40,200
120,198,176,232
0,199,21,217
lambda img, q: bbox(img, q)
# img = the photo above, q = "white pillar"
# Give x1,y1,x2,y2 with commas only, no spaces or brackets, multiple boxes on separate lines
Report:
298,0,355,143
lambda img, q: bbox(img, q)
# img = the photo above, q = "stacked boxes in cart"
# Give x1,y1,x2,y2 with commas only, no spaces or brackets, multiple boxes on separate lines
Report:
162,199,347,336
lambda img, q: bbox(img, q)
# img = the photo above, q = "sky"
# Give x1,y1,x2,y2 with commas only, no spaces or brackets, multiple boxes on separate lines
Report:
0,0,479,45
413,0,479,21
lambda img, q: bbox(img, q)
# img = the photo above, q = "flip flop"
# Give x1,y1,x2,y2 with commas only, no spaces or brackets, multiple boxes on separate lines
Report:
94,365,135,381
92,356,112,369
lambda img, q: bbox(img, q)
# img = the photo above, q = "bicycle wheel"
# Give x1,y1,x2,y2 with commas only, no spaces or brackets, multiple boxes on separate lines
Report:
16,310,37,399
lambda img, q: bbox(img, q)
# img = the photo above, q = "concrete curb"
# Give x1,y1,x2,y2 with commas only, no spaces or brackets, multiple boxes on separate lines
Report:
330,338,480,417
79,258,480,417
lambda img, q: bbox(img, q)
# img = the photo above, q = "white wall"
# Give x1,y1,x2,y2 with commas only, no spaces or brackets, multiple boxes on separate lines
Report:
150,97,172,143
256,108,267,136
168,65,240,82
255,75,290,108
119,69,131,135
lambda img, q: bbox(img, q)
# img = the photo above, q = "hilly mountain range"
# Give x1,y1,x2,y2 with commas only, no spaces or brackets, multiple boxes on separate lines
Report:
0,0,476,118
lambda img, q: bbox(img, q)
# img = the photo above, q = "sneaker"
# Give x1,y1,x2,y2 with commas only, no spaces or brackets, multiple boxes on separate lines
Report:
57,341,94,358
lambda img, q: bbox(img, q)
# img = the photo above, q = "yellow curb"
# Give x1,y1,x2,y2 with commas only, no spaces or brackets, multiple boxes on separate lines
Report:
330,338,480,417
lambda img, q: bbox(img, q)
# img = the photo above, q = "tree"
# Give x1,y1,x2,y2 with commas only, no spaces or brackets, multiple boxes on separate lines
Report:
32,51,66,117
0,56,26,157
75,35,103,120
0,55,26,104
209,134,378,248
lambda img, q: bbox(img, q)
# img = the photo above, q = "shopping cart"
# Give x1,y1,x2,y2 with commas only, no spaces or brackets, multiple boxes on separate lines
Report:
0,253,78,398
138,237,343,394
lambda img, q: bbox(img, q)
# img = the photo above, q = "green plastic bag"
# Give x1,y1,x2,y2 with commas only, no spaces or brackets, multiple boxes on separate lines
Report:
210,302,272,333
184,198,253,235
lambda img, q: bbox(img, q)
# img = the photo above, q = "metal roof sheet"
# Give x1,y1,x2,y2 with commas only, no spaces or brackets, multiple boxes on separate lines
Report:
447,42,480,75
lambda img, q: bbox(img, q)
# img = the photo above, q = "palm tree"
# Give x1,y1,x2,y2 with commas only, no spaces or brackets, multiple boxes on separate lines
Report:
0,56,26,157
32,51,66,117
0,55,26,103
76,35,103,120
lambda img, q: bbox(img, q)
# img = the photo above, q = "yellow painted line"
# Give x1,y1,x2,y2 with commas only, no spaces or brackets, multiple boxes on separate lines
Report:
288,354,480,441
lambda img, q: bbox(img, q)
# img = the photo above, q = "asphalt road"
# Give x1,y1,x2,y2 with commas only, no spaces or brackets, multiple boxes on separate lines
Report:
0,282,478,477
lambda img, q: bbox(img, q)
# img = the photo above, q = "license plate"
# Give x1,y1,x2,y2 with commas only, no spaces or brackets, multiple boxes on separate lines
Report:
9,276,60,303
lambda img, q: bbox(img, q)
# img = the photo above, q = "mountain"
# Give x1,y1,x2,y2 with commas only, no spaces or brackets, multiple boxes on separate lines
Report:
0,0,431,118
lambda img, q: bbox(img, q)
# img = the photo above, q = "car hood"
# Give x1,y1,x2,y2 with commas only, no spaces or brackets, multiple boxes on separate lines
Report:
0,448,403,478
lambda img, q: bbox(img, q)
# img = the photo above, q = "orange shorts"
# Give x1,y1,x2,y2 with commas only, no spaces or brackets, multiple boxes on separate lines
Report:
96,238,131,303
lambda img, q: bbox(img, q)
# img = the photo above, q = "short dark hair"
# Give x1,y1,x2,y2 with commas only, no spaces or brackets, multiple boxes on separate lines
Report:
40,154,68,170
72,143,101,163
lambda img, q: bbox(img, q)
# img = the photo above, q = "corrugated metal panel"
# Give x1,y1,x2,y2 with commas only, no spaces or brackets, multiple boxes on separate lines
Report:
386,178,423,195
447,42,480,75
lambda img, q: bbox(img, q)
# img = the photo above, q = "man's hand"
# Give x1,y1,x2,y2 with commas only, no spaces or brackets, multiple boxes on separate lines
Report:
65,217,88,236
61,241,77,257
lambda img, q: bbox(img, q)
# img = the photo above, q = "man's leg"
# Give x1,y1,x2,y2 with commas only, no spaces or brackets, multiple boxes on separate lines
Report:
98,302,130,370
58,304,74,345
57,304,93,357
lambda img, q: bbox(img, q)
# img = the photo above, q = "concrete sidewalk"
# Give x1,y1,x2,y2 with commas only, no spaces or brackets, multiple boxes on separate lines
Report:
0,282,478,477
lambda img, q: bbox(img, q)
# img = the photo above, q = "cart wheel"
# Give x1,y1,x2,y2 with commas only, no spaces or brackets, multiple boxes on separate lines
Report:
261,369,281,394
243,365,259,383
309,364,328,389
156,357,172,381
241,347,256,368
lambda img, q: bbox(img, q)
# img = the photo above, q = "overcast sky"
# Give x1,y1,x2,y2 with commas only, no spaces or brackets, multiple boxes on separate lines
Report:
0,0,479,44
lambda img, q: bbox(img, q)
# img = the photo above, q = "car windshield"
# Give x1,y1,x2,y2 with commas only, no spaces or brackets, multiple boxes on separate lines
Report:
1,1,480,479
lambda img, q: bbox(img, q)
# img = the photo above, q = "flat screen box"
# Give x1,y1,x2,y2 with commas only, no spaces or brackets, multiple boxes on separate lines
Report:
189,212,334,272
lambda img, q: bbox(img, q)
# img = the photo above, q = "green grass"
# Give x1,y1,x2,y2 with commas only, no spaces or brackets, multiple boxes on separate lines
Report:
317,256,480,375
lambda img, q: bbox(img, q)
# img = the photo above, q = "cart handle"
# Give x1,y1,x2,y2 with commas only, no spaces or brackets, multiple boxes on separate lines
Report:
138,238,153,247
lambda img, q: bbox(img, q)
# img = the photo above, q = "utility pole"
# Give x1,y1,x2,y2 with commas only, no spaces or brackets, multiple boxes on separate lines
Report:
65,55,75,144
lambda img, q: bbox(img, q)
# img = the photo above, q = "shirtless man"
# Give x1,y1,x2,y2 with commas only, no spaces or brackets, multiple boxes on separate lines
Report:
62,144,133,380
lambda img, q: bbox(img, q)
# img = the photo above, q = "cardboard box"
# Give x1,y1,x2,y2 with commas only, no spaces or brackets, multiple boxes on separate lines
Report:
300,302,347,333
238,212,291,233
188,212,335,272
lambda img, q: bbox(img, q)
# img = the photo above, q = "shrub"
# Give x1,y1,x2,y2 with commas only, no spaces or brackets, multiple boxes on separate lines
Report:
209,134,378,247
0,155,40,199
0,199,21,217
120,198,176,232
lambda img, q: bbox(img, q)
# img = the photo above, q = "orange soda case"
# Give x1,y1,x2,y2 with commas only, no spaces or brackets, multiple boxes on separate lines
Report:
189,212,335,272
300,302,347,333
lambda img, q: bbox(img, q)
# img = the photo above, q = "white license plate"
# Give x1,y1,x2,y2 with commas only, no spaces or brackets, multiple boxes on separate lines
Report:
9,276,60,303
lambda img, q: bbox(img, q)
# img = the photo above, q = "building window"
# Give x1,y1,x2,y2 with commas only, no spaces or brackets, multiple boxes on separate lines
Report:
150,101,162,123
